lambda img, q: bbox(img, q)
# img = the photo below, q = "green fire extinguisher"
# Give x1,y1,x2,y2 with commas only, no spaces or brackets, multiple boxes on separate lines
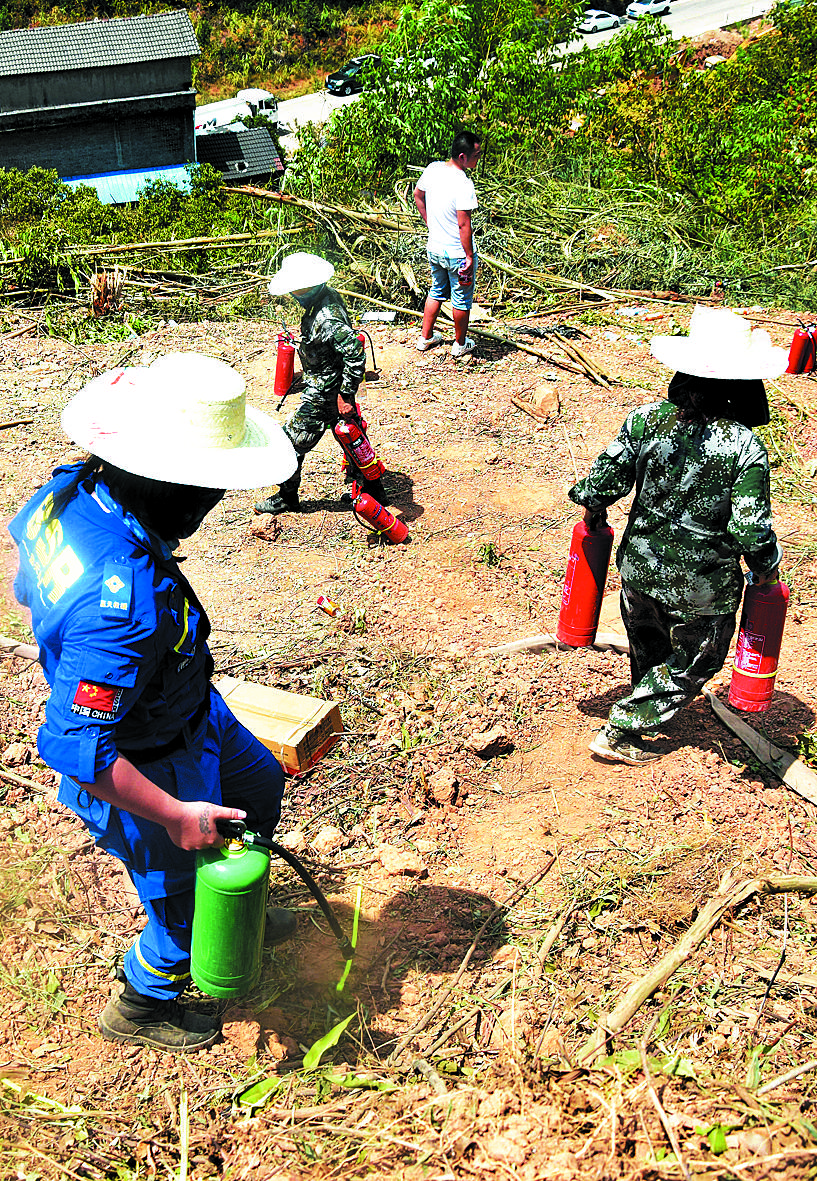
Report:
191,819,354,1000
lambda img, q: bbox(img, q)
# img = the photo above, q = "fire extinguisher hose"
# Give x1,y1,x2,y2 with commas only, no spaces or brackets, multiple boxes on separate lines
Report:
352,506,382,535
216,818,354,958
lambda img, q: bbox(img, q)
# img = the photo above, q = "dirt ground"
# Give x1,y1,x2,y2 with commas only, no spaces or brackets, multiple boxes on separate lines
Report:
1,300,817,1179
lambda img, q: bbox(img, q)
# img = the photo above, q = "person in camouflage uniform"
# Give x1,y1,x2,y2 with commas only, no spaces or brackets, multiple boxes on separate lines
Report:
255,252,387,515
568,305,787,765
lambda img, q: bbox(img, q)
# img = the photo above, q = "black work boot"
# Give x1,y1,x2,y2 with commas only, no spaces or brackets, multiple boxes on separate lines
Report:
99,981,219,1053
255,465,302,515
254,490,301,515
266,906,298,945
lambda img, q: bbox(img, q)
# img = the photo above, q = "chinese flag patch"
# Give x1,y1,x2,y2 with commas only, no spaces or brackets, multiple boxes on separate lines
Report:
71,680,121,721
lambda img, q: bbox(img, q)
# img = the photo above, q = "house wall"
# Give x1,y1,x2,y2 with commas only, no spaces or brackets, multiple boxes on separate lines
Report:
0,58,192,112
0,109,194,174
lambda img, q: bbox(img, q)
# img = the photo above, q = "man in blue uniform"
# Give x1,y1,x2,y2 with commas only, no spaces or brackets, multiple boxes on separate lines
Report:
9,353,299,1052
568,306,786,765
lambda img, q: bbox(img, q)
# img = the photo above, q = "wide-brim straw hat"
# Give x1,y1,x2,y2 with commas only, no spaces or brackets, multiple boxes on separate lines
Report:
61,353,298,489
267,251,335,296
651,304,788,380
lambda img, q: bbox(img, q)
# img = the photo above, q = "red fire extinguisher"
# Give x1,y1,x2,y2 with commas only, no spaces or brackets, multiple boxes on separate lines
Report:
333,418,386,482
338,408,365,478
351,483,408,544
786,324,816,374
556,518,615,647
274,331,296,398
728,578,789,712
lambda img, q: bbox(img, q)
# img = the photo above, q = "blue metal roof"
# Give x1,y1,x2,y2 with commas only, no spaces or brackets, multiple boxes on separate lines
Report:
0,11,199,78
63,165,192,205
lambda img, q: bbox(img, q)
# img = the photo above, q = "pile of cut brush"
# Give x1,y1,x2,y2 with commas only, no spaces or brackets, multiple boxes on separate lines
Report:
0,173,736,341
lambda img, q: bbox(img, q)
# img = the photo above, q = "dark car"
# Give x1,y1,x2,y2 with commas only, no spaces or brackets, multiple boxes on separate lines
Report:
326,54,381,96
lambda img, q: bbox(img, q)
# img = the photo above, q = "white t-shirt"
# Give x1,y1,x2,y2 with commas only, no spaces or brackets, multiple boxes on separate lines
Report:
415,161,478,256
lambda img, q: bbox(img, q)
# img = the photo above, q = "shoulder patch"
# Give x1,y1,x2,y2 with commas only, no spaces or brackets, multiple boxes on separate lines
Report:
100,560,133,620
606,441,625,459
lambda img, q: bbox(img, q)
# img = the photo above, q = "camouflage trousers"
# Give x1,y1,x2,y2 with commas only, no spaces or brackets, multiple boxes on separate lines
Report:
606,583,736,741
278,388,341,497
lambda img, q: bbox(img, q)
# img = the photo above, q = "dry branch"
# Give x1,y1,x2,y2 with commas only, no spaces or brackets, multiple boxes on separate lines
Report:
386,855,557,1060
578,870,817,1065
0,635,39,661
640,1020,690,1180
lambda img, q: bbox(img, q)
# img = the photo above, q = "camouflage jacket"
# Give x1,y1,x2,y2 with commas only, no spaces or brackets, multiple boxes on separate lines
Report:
569,400,782,617
298,287,365,404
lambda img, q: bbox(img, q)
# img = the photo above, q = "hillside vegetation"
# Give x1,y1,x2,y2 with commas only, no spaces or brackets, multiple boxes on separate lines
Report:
0,0,394,97
2,0,817,322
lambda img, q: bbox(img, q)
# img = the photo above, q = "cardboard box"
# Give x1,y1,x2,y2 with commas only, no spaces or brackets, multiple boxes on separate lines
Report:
214,675,343,774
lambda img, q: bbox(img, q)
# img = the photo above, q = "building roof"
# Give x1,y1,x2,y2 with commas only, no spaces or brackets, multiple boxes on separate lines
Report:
63,164,193,205
195,128,284,180
0,10,199,78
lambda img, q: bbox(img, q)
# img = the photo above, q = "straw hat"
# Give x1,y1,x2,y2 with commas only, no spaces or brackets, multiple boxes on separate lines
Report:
650,305,788,380
267,252,335,296
61,353,298,489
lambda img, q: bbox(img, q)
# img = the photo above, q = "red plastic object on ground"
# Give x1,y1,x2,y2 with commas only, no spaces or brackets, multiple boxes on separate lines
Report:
333,419,386,482
728,579,790,712
556,520,615,647
274,332,296,398
352,488,408,544
786,326,816,374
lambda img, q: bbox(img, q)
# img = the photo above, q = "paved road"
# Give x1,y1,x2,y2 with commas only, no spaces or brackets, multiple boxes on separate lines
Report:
277,0,773,151
573,0,772,48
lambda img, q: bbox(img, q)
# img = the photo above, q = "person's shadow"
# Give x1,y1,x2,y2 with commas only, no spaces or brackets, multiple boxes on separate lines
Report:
300,469,423,527
228,879,513,1065
578,671,815,766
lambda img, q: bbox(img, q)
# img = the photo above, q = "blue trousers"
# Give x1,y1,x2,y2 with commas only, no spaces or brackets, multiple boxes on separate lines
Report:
61,688,284,1000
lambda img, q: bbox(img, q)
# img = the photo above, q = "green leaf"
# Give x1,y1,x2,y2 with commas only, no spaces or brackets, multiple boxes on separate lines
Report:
661,1054,697,1080
696,1124,729,1155
745,1046,764,1089
654,1005,672,1040
303,1014,355,1071
237,1076,282,1109
323,1071,398,1092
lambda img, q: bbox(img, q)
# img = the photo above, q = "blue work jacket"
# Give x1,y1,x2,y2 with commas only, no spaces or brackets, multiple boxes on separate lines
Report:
9,464,213,784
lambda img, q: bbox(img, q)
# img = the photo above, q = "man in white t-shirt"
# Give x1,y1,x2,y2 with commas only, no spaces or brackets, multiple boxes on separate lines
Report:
413,130,481,359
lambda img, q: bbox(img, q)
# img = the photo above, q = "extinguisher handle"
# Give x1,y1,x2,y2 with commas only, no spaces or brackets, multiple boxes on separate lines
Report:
216,817,248,840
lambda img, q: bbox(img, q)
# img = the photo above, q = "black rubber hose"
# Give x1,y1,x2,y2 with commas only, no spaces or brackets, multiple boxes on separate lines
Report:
216,819,354,958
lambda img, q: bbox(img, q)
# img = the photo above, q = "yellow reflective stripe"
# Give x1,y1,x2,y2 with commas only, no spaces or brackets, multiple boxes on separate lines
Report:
134,935,191,983
732,664,778,679
173,598,190,654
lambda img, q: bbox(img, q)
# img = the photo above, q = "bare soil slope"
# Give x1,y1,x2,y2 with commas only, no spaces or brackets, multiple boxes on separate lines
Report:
1,304,816,1179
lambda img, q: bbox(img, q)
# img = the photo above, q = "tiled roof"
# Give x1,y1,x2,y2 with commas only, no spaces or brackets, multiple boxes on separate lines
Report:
0,10,199,78
196,128,284,178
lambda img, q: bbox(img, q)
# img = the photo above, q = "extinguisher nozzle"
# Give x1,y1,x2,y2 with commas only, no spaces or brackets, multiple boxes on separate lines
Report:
339,937,355,959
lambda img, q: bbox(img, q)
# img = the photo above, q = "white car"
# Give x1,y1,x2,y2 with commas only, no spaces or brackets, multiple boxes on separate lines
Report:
579,9,621,32
626,0,670,16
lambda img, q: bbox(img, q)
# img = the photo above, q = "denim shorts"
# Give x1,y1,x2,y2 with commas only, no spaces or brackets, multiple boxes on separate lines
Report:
427,249,478,311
